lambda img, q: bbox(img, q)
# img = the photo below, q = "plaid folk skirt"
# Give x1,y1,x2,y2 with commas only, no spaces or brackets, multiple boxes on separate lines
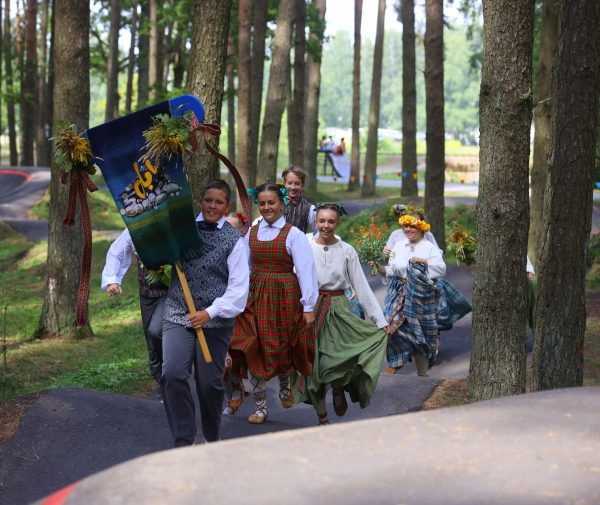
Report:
230,271,315,381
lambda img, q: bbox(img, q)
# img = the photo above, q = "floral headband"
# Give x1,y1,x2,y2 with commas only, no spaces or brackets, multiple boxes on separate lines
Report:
399,214,431,232
314,202,348,216
247,186,289,205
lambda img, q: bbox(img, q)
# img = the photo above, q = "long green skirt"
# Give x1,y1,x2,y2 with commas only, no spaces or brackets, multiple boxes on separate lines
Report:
294,295,387,409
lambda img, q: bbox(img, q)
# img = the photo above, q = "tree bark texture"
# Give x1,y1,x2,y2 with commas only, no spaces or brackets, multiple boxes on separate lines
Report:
137,0,149,107
529,0,559,267
303,0,326,191
148,0,162,101
532,0,600,391
105,0,121,122
237,0,252,186
226,32,236,165
400,0,418,197
35,0,51,167
287,0,306,168
20,0,37,166
248,0,268,187
3,0,17,165
257,0,294,183
348,0,363,192
186,0,232,203
125,0,139,113
36,0,92,339
361,0,385,197
171,20,187,89
424,0,445,249
469,0,534,400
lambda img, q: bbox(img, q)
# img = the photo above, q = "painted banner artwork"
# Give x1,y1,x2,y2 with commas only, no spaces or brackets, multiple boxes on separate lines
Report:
85,95,205,270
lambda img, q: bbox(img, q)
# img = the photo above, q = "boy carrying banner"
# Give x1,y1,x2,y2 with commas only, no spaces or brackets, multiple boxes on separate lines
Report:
161,179,249,446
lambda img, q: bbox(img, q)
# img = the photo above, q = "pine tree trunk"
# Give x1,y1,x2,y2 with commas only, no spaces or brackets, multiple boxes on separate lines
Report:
532,0,600,391
361,0,385,197
172,22,186,89
226,32,236,164
186,0,231,203
248,0,268,188
469,0,534,401
347,0,362,192
237,0,252,186
36,0,92,339
287,0,306,168
303,0,327,191
125,0,138,114
148,0,162,101
529,0,559,268
137,0,149,107
3,0,18,165
424,0,445,249
401,0,418,197
20,0,37,166
161,17,174,86
257,0,294,183
105,0,121,122
35,0,51,167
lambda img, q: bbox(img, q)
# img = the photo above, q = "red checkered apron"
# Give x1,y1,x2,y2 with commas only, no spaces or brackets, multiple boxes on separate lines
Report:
230,223,315,380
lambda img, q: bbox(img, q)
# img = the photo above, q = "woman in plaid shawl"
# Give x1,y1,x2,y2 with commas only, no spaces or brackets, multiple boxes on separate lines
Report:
297,203,389,425
376,213,446,376
229,183,318,424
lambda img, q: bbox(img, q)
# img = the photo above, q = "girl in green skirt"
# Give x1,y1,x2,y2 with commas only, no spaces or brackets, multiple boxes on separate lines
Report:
299,203,390,425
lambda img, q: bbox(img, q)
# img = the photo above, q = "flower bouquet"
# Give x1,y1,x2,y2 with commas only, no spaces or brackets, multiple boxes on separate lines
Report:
350,223,388,275
447,224,477,266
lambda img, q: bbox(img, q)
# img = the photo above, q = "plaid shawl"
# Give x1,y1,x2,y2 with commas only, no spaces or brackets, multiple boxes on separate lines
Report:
435,278,472,331
386,262,439,368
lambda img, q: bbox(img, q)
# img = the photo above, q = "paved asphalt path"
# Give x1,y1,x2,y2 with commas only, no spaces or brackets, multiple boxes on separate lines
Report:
0,166,50,242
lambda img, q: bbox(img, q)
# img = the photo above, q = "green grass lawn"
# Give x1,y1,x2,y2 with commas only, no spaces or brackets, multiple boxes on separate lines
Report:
0,226,152,404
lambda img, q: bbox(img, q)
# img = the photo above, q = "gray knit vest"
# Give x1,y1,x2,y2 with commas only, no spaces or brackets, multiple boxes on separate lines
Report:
164,221,241,328
281,196,312,232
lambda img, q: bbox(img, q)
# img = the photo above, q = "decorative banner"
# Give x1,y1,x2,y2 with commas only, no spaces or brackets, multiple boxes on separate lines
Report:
85,95,205,270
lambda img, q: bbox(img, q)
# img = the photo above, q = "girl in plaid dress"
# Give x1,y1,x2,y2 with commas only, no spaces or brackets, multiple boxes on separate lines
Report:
376,213,446,376
230,183,318,424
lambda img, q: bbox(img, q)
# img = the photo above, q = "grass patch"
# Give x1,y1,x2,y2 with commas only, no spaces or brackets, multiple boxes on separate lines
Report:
307,181,406,202
0,232,152,404
30,188,125,231
0,222,33,271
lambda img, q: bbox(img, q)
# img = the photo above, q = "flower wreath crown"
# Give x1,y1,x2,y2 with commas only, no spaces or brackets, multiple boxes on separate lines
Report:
399,214,431,232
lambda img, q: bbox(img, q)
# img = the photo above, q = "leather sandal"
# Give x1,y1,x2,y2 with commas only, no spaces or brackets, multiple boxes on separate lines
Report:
248,406,268,424
384,365,403,375
332,387,348,417
318,412,330,425
227,385,245,414
279,383,294,409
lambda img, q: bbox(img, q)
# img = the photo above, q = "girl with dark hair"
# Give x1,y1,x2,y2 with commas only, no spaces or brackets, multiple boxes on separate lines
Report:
229,183,318,424
299,203,389,425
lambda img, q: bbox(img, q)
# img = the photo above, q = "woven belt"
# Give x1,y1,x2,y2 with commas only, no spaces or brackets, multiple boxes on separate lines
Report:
315,289,346,335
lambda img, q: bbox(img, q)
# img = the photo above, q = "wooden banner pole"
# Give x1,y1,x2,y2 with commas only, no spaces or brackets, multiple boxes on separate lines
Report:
175,262,212,363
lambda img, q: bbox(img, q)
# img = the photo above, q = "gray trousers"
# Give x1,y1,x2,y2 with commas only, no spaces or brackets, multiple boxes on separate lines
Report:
139,295,166,383
161,322,231,446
